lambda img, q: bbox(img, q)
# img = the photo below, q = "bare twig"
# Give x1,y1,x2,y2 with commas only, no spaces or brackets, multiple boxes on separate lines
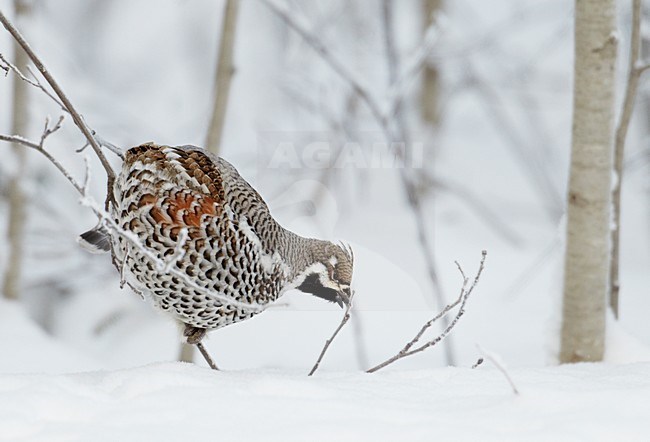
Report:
476,344,520,395
366,250,487,373
260,0,388,129
93,132,125,159
381,0,453,364
308,290,356,376
81,153,92,195
0,52,66,111
0,120,85,195
0,11,116,204
610,0,649,318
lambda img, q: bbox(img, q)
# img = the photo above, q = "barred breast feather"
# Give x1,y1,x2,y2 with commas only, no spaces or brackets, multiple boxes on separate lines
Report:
111,142,287,330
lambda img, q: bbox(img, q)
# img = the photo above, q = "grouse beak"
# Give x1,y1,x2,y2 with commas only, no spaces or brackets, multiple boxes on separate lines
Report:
336,288,351,309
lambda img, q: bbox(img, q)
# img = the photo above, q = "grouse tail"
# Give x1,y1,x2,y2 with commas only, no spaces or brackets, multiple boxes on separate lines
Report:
77,225,111,254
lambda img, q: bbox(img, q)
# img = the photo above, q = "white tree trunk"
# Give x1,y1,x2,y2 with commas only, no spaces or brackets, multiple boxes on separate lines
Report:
2,0,30,301
560,0,617,363
204,0,239,155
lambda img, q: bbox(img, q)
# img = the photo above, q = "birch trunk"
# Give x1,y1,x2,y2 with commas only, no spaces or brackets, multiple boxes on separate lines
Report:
2,0,30,301
560,0,617,363
204,0,239,155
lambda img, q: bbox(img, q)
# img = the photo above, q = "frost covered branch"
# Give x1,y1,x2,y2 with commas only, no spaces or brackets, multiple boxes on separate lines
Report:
0,11,116,203
0,52,66,111
1,15,243,324
0,117,86,195
366,250,487,373
308,290,356,376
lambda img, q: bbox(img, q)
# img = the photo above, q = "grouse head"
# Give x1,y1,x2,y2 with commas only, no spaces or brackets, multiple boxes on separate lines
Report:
297,241,354,308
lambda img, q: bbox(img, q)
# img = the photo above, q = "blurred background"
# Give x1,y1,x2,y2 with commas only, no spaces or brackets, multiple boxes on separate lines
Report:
0,0,649,374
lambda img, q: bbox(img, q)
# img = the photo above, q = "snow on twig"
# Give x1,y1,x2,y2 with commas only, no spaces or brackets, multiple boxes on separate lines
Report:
366,251,487,373
0,52,67,111
0,119,87,196
0,11,116,201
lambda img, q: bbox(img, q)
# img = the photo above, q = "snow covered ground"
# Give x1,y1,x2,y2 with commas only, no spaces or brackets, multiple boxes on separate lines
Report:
3,299,650,441
3,360,650,441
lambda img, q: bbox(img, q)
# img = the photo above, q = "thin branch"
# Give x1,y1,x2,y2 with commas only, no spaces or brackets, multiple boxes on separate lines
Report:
610,0,649,317
0,11,116,200
0,52,66,111
476,344,520,395
93,132,125,159
39,115,64,146
81,153,91,195
308,290,356,376
0,119,85,195
260,0,388,129
366,250,487,373
381,0,453,364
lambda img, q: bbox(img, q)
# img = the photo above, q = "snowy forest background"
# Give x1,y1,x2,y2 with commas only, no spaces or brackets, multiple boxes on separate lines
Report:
1,0,650,440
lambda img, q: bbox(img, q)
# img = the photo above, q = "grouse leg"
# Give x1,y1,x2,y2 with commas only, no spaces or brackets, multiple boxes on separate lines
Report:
183,325,219,370
196,343,219,371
